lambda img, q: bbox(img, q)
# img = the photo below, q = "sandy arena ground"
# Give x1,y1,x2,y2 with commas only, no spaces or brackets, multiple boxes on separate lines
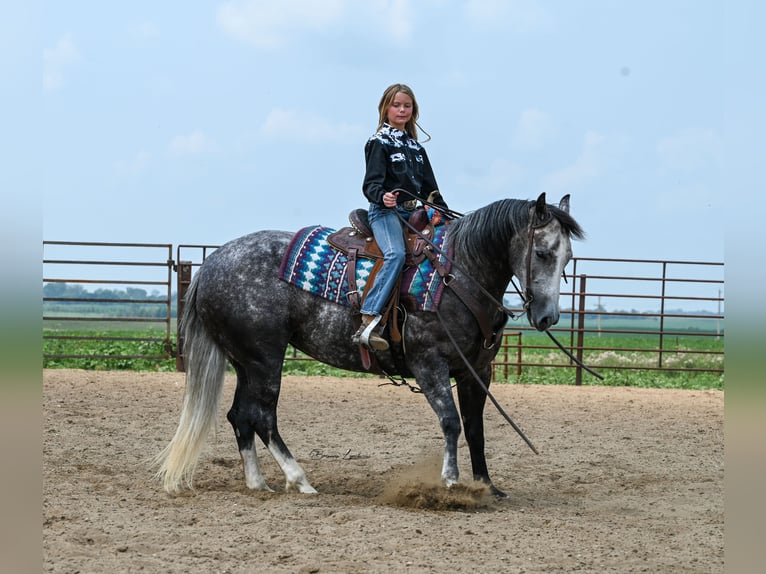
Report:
43,369,723,573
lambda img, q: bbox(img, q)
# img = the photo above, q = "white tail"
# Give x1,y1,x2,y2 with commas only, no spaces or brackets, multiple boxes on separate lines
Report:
154,277,228,493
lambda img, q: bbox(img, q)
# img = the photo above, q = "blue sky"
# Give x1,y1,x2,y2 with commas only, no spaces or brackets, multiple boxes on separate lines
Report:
34,0,736,265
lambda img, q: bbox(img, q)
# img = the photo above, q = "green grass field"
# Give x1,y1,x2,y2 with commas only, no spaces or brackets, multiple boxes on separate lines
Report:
545,313,723,333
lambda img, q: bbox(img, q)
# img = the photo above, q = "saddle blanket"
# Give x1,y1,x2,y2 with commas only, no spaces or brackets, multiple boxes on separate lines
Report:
278,224,451,312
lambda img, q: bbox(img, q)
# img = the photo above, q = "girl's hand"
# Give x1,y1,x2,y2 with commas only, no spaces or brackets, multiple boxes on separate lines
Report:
382,191,399,208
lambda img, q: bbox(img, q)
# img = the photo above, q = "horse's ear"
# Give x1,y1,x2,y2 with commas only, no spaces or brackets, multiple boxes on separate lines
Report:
559,194,570,213
535,192,548,219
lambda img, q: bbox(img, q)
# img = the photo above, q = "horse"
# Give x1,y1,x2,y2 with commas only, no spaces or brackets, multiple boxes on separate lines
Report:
155,192,584,497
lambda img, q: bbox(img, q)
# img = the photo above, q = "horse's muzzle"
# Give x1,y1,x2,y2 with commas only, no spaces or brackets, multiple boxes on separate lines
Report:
528,303,559,332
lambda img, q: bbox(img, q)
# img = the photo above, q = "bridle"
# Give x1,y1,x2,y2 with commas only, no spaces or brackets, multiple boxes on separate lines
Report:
395,195,599,378
509,207,558,319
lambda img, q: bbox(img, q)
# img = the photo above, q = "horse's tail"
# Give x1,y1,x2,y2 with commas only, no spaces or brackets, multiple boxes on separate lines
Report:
154,272,228,493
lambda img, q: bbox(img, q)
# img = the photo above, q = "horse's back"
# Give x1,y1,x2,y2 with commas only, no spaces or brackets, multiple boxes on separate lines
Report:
193,230,294,323
201,230,292,277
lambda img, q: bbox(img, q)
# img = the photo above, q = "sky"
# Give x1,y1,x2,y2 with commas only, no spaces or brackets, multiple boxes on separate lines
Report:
31,0,738,261
3,0,764,311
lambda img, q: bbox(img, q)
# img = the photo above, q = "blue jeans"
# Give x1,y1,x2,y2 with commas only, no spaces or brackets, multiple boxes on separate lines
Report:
360,203,410,316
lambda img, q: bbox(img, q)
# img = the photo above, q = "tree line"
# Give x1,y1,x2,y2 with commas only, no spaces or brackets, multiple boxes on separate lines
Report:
44,283,717,320
43,283,177,318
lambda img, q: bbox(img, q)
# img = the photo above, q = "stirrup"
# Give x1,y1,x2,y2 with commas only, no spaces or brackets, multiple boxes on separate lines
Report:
352,315,389,351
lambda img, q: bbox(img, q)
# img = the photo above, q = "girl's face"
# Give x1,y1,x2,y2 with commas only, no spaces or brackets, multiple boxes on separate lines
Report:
386,91,413,132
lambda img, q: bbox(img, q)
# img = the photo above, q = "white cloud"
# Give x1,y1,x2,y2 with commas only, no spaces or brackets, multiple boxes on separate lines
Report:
457,157,526,198
261,108,364,143
130,21,160,39
465,0,551,32
113,151,151,176
512,108,556,150
465,0,509,22
382,0,415,42
543,131,606,192
216,0,418,48
169,131,216,156
656,128,722,172
43,34,80,92
217,0,346,49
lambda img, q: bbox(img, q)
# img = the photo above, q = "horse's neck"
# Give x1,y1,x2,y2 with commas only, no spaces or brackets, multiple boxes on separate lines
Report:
455,251,514,302
449,205,526,298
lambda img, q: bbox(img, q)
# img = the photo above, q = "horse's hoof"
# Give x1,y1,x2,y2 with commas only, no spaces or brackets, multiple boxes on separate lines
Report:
246,482,275,493
489,484,508,498
300,485,319,494
285,480,318,494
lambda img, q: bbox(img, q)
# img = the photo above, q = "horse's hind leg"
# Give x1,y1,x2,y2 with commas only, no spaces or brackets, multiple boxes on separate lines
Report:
227,362,273,491
227,361,317,494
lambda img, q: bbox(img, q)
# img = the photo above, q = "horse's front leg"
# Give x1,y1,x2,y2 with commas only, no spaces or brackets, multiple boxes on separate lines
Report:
455,367,506,498
412,361,462,487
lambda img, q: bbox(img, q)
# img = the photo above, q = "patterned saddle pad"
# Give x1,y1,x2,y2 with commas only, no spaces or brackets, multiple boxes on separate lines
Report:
278,224,451,311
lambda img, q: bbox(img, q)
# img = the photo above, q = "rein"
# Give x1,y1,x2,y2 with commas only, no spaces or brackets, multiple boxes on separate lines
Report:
381,194,604,452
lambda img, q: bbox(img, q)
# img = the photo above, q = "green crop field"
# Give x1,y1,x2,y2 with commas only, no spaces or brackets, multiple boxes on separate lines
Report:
551,314,723,334
43,320,724,390
495,331,723,389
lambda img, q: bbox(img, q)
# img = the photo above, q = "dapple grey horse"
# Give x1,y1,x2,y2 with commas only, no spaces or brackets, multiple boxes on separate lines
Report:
155,193,584,497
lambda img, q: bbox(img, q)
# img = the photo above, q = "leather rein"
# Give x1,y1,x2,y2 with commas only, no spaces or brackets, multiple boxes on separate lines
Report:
386,196,603,454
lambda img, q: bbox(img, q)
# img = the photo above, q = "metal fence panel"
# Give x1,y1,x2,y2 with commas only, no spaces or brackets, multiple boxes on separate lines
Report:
42,242,724,380
43,241,175,364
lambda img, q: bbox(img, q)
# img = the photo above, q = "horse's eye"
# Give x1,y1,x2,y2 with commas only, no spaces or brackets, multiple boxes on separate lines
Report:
535,250,548,260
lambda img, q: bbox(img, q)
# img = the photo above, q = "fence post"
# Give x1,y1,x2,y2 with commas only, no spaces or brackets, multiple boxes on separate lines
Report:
514,331,522,376
492,332,511,382
175,261,193,372
164,250,174,358
575,274,587,386
658,261,667,368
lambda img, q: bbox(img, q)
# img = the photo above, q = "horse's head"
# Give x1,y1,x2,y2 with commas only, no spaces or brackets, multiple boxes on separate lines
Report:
514,193,583,331
447,193,584,332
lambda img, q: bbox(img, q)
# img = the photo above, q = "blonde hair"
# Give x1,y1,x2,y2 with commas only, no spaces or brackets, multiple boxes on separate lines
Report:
376,83,430,142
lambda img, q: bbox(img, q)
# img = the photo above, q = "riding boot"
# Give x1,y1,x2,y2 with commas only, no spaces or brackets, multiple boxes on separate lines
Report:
351,314,389,351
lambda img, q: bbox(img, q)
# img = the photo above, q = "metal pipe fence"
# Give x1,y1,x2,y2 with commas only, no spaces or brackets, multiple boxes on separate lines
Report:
42,241,175,364
492,257,724,383
42,242,724,381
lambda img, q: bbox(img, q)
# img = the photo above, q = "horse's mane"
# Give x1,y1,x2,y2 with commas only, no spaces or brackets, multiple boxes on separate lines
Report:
448,198,585,265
